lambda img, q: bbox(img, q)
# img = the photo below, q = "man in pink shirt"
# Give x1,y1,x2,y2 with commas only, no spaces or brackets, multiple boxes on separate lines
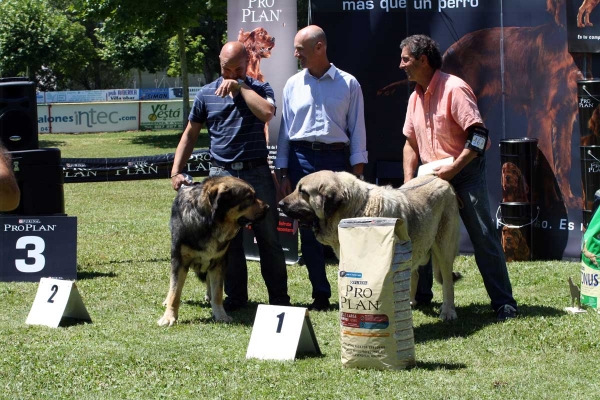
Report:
401,34,517,321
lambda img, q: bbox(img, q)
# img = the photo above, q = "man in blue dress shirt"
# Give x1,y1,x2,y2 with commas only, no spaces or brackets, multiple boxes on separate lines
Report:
276,25,368,311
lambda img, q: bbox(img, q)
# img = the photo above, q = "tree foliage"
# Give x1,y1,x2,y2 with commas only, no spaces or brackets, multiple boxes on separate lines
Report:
96,27,170,74
0,0,95,89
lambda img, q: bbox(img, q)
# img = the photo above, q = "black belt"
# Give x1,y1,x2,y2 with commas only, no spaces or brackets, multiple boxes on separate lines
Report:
211,158,269,171
292,141,347,151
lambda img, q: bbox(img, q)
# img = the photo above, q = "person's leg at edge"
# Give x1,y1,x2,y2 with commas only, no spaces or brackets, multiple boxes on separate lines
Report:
208,167,249,311
288,147,330,310
241,166,290,306
451,157,517,318
414,259,434,305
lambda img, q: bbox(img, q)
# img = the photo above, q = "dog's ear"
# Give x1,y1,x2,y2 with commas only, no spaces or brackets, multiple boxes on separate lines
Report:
323,191,343,219
238,28,250,42
501,227,507,247
208,184,232,221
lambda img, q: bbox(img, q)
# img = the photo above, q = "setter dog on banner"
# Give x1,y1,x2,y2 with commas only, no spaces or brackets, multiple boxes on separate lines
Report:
238,27,275,83
238,27,275,144
501,226,531,262
501,162,530,203
379,0,585,209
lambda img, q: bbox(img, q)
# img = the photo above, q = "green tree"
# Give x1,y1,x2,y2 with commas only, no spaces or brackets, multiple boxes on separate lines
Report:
82,0,225,124
96,26,171,87
0,0,94,89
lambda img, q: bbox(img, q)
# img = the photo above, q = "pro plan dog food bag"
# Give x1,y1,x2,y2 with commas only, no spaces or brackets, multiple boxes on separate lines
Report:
581,209,600,309
338,217,416,370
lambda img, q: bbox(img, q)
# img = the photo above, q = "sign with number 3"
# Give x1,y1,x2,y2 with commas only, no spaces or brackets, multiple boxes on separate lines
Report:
0,216,77,282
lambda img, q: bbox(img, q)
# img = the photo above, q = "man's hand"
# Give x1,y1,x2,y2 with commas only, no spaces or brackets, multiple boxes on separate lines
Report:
432,165,458,181
215,79,240,98
171,173,192,191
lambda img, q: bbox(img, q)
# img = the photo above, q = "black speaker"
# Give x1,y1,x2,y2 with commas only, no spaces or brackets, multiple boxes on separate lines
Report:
0,77,38,152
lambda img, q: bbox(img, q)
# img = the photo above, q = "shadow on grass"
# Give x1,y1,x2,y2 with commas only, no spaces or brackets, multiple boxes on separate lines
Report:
77,271,118,280
179,300,261,327
415,361,467,371
413,302,565,344
59,317,93,327
129,132,210,150
39,139,68,148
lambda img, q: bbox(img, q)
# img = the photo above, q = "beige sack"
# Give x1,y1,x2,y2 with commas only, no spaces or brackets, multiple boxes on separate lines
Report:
338,217,416,370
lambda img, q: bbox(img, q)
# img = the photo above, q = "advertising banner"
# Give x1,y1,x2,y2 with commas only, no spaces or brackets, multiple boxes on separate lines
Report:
311,0,600,259
227,0,298,147
567,0,600,52
228,0,299,262
139,101,193,130
169,87,202,99
104,89,139,101
140,88,170,101
44,90,110,103
42,89,140,103
40,103,138,133
61,150,212,183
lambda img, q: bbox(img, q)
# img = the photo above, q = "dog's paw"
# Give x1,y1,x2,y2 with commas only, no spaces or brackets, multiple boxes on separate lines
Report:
439,306,457,321
157,312,177,327
213,313,233,323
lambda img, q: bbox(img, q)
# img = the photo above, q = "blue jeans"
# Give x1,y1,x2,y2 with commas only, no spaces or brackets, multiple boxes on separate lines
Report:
416,156,517,311
288,144,348,300
209,165,289,305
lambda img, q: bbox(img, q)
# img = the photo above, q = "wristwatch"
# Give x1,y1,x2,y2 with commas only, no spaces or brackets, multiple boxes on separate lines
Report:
357,174,364,181
236,78,244,89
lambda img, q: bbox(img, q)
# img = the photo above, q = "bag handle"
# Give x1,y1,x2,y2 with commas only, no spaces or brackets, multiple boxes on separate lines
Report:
496,205,540,228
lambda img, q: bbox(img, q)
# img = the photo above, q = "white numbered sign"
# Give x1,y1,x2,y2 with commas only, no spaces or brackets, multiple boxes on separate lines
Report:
246,305,321,361
26,278,91,328
0,216,77,282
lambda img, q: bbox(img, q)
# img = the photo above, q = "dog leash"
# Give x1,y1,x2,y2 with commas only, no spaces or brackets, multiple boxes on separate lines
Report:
397,176,437,191
398,175,465,209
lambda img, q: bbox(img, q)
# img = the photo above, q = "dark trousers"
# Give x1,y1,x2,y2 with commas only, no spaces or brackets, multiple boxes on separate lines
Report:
288,144,347,300
416,157,517,311
209,165,289,305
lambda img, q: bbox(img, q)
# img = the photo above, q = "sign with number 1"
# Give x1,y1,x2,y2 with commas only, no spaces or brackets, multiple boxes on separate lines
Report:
0,216,77,282
246,305,321,361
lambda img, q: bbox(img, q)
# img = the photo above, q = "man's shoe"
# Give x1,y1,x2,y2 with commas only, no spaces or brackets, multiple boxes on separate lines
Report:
496,304,518,321
308,297,330,311
223,300,247,312
270,298,292,307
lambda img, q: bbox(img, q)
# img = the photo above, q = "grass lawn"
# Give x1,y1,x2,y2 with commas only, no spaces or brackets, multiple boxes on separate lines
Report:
0,130,597,399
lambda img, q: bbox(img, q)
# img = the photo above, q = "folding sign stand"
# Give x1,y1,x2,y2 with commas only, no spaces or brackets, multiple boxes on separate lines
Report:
246,305,321,361
26,278,91,328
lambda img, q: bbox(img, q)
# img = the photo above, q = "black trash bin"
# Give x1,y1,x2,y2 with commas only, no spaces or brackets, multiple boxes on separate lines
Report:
1,148,65,216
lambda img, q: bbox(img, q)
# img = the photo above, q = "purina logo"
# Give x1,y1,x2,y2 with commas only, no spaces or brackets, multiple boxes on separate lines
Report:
19,219,41,224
